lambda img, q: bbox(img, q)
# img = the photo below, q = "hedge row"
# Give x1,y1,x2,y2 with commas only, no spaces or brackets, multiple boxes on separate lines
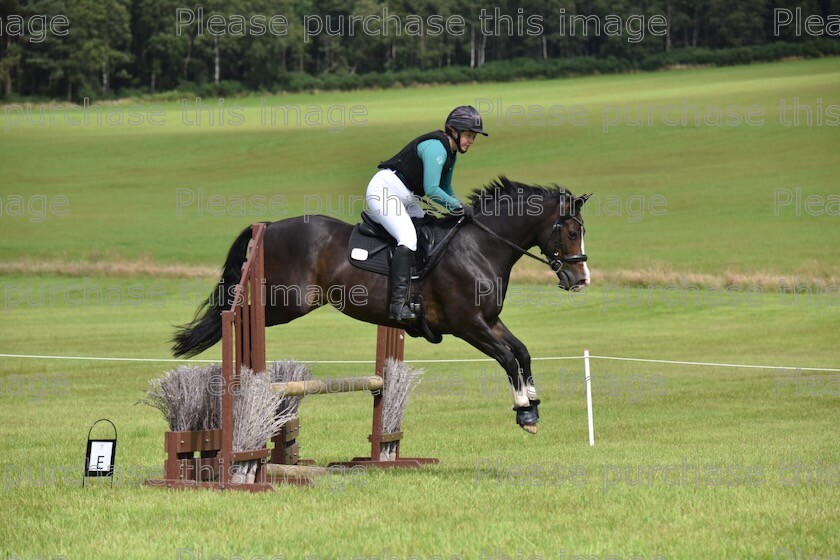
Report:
126,40,840,102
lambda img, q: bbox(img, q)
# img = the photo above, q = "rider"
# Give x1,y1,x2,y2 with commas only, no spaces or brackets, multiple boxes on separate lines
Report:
365,105,488,324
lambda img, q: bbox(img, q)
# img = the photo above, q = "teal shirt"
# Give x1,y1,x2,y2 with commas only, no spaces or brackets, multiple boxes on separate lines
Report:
416,139,461,212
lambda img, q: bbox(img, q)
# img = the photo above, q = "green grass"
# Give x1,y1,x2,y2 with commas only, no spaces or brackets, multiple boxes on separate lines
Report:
1,58,839,275
0,277,838,559
1,58,839,559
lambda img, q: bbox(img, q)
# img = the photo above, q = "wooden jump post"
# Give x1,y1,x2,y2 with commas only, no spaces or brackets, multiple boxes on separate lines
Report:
148,223,275,492
325,326,439,469
148,223,437,492
270,325,440,471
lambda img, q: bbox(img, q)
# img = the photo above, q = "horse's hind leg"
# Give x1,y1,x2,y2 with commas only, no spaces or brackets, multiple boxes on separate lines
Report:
263,292,316,326
262,267,324,326
263,275,331,326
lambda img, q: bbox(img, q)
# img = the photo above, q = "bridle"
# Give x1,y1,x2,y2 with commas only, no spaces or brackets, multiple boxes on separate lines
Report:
466,194,588,276
545,212,587,272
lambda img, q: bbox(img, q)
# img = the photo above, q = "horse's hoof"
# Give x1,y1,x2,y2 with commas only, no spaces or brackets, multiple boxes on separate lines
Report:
521,424,538,434
530,398,541,420
514,403,539,431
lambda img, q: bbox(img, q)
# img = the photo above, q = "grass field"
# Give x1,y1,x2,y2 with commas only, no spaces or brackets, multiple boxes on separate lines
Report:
1,58,839,559
2,58,839,276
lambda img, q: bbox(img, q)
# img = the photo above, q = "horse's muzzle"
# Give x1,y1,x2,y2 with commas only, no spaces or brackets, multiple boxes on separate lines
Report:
557,265,589,291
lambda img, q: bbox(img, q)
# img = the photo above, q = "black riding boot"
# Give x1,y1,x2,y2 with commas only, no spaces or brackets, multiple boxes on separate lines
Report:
388,245,417,324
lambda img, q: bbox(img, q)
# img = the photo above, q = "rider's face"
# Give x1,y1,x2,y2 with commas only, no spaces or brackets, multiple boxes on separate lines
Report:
459,131,478,152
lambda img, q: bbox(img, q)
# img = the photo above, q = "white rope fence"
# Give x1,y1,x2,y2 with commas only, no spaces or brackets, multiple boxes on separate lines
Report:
1,352,838,372
4,350,837,450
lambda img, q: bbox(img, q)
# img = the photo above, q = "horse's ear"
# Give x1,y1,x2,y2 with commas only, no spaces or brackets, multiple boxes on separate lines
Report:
574,193,591,213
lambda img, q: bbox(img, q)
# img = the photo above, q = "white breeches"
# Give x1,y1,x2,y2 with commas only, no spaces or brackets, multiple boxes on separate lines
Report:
365,169,425,251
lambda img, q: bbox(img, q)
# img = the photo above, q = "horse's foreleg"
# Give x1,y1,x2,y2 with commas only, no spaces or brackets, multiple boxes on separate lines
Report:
492,321,539,408
457,320,538,434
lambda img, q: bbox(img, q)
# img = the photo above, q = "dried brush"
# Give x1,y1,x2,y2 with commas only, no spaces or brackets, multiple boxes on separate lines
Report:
380,358,424,461
232,366,296,452
267,360,311,419
230,366,298,484
140,364,297,484
138,364,221,432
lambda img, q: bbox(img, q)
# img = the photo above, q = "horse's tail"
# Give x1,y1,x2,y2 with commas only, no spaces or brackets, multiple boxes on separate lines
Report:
171,225,255,358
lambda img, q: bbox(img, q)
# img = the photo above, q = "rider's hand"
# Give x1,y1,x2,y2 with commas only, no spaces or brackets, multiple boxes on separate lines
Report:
459,204,474,219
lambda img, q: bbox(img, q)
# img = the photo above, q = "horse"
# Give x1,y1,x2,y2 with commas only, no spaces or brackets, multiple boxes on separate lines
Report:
173,177,590,433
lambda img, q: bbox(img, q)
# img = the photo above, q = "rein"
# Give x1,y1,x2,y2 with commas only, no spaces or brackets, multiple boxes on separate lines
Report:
468,218,559,269
464,208,587,273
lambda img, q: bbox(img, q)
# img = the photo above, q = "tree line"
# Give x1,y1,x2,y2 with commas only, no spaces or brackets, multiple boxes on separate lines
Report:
1,0,838,100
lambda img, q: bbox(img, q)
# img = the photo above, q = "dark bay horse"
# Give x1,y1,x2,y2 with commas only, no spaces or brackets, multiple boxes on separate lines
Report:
173,177,590,433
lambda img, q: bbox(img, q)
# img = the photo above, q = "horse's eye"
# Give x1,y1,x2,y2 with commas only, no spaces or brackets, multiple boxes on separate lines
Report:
568,231,578,240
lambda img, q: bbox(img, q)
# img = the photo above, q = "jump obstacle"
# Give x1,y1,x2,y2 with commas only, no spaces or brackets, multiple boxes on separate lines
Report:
146,223,438,492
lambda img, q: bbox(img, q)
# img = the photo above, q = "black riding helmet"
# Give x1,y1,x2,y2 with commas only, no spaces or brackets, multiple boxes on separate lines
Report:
445,105,488,153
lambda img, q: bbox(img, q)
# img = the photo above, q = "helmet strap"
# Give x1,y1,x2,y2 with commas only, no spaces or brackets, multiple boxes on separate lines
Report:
447,127,467,154
445,126,463,153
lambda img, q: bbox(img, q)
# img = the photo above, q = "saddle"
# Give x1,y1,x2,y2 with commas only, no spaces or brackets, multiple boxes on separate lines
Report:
348,212,465,345
347,212,462,280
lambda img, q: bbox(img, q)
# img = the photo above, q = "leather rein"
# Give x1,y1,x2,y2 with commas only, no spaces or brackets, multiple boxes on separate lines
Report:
464,205,587,273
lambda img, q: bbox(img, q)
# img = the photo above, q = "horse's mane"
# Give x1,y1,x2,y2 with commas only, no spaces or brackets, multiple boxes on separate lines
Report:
467,176,574,209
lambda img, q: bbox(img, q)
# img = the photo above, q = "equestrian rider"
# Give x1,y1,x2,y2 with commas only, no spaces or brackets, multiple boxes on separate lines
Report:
365,105,488,324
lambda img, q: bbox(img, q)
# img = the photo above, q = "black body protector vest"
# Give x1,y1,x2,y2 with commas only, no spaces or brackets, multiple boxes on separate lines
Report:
378,131,457,197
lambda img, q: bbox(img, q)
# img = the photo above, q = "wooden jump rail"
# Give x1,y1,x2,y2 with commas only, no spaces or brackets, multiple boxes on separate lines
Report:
271,376,384,396
273,327,439,471
148,223,438,492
